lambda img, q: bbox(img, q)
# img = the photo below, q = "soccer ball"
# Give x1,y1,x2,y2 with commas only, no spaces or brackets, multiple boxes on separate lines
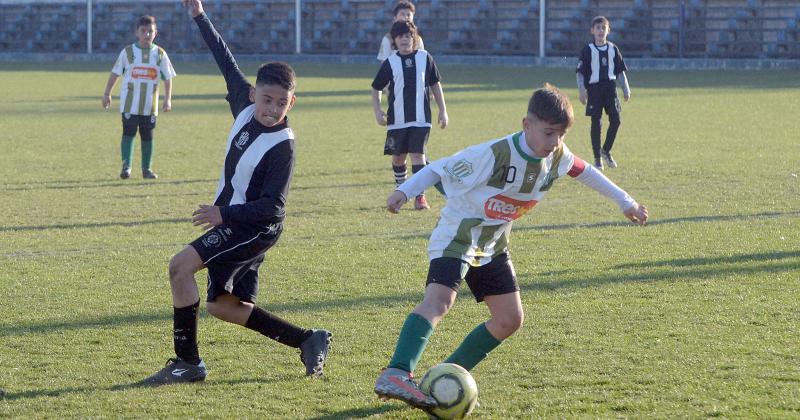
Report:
419,363,478,419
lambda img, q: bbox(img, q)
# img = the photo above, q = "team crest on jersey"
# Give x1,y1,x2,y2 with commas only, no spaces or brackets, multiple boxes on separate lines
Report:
444,159,473,183
404,58,413,68
235,131,250,150
602,57,608,66
484,194,538,221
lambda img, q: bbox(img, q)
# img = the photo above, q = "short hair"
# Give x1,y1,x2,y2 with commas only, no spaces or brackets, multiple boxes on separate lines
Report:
390,20,418,45
136,15,156,29
256,62,296,91
394,1,416,16
527,83,574,129
591,15,610,29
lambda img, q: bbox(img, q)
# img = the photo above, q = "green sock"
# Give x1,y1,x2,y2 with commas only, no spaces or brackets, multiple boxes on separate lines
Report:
141,138,154,170
388,313,434,373
120,135,134,168
444,322,502,371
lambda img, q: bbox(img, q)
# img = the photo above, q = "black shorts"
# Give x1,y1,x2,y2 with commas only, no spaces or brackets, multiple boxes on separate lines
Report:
585,81,621,117
384,126,430,155
121,114,157,140
189,222,283,303
426,254,519,302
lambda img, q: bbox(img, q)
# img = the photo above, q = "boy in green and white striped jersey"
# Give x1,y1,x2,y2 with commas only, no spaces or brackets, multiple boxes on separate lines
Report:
102,15,176,179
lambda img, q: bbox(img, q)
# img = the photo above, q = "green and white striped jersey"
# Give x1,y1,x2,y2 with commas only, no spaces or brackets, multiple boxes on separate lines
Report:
111,43,176,116
425,131,581,266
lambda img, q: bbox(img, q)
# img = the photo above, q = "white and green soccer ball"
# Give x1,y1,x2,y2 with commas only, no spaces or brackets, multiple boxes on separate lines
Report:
419,363,478,419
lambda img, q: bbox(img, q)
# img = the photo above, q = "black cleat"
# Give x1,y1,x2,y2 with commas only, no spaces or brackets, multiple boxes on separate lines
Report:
593,157,604,171
120,166,131,179
300,329,332,377
142,169,158,179
141,358,207,386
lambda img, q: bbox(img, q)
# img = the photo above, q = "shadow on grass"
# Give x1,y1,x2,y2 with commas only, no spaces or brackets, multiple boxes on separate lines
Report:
307,404,407,420
1,376,283,401
389,209,800,241
2,249,797,338
0,217,187,233
4,178,216,192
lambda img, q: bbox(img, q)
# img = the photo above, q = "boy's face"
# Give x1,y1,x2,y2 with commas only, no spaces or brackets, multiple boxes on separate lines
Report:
394,9,414,23
394,33,415,54
522,114,568,158
136,24,157,47
591,22,609,44
249,84,296,127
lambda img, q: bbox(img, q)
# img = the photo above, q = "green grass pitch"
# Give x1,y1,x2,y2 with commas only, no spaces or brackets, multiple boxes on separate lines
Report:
0,60,798,418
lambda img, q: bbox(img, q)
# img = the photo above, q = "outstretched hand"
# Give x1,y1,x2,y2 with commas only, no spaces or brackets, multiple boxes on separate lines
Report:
183,0,204,18
624,202,648,226
386,190,408,214
192,204,222,230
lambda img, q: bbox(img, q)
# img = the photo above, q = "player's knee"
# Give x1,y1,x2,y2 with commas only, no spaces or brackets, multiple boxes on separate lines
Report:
168,255,191,281
609,114,621,127
495,310,524,335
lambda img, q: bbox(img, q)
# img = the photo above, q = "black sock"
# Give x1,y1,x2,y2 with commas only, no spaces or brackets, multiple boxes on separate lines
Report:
392,164,407,186
245,306,312,348
173,301,201,365
411,164,425,174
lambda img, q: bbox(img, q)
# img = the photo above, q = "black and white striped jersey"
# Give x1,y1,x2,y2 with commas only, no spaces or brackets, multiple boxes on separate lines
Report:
371,49,441,130
194,13,294,228
576,42,627,86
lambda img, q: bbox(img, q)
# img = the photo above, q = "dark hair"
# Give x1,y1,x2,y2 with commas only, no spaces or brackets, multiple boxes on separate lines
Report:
136,15,156,29
389,20,418,48
394,1,416,16
256,62,296,91
527,83,574,129
591,15,610,29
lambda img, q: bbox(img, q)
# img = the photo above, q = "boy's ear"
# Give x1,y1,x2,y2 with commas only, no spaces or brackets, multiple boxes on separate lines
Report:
249,86,255,102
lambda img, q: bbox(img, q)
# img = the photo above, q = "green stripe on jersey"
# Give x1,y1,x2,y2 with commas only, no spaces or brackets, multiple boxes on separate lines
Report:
475,223,503,256
442,218,483,262
519,160,542,193
125,45,134,64
123,82,134,114
137,83,149,115
140,46,150,64
487,140,511,189
150,87,158,115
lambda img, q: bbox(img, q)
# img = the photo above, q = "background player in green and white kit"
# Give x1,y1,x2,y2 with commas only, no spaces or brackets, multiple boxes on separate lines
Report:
374,84,648,410
102,15,176,179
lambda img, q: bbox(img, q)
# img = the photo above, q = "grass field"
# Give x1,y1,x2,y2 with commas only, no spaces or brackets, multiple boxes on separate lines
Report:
0,60,798,418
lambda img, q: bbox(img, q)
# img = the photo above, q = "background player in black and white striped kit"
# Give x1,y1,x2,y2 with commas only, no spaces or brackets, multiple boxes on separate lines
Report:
576,16,631,170
143,0,331,385
372,20,448,210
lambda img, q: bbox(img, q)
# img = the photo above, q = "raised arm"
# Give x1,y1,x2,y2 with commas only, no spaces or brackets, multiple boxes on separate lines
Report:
184,0,251,117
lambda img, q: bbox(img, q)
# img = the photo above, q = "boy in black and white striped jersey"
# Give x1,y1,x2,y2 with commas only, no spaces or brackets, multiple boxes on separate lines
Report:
372,20,448,210
142,0,331,386
576,16,631,170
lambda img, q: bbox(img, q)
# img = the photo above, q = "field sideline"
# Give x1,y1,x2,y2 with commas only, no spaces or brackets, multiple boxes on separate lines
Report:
0,61,798,418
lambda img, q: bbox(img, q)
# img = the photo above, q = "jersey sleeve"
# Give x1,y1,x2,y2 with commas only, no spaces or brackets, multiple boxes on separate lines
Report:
159,49,177,81
425,53,441,86
613,44,628,75
111,50,127,76
576,45,590,82
427,143,496,198
371,60,392,90
193,12,253,118
219,140,294,226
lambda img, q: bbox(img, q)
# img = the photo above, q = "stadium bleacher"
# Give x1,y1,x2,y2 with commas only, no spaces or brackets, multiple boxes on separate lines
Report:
0,0,798,59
